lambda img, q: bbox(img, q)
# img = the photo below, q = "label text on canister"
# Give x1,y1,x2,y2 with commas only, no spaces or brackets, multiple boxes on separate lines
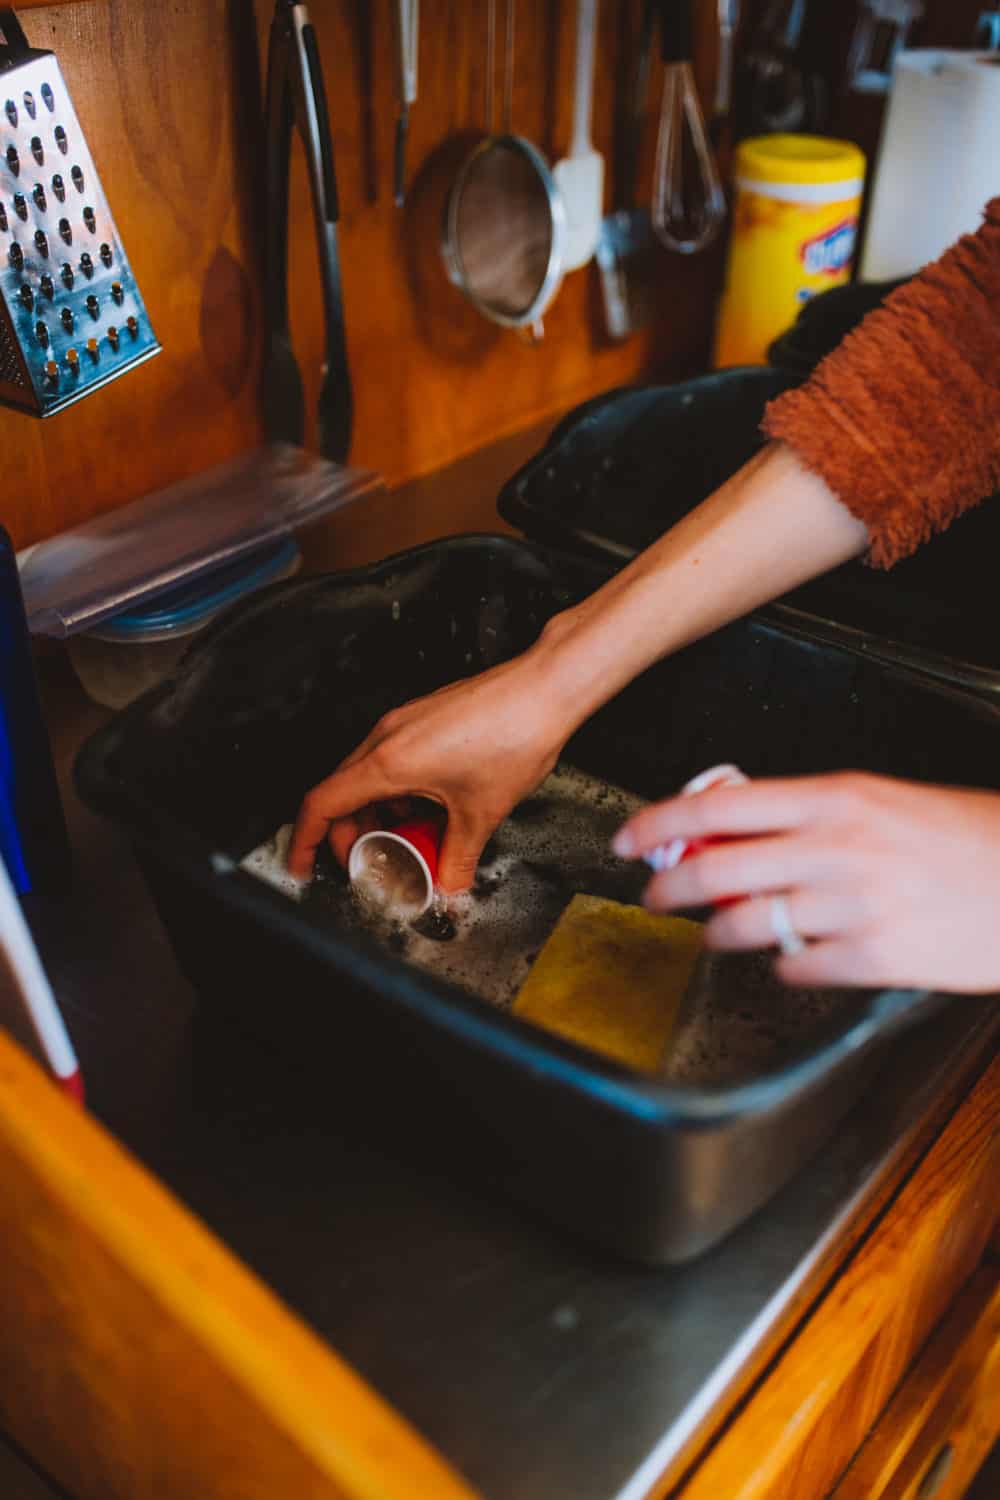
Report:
800,218,858,277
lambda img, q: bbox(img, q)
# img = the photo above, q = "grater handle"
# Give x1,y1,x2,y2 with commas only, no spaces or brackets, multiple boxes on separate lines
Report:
0,8,31,59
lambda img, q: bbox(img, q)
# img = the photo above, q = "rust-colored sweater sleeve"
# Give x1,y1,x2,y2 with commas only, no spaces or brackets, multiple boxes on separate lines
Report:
762,199,1000,568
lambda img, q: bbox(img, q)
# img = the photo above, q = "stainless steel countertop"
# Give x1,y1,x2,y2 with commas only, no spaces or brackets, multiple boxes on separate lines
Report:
26,435,1000,1500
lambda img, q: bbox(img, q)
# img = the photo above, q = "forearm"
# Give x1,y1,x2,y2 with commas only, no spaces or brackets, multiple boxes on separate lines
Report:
529,442,869,732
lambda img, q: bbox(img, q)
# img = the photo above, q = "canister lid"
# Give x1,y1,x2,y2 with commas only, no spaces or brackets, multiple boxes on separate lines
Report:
736,134,866,187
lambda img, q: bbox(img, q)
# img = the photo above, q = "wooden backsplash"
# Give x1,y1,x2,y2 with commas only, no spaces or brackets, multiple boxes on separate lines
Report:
2,0,732,551
3,0,985,551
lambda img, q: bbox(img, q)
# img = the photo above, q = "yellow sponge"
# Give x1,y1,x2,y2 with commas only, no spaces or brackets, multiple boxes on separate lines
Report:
513,894,704,1073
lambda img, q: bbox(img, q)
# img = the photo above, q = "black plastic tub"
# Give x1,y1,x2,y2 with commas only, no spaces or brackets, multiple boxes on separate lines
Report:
497,367,800,563
498,370,1000,688
768,273,1000,679
767,276,907,378
75,536,1000,1264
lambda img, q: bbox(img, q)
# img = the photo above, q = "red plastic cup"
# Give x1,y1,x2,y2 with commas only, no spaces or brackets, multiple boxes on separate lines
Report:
385,820,441,882
348,817,442,918
644,763,749,907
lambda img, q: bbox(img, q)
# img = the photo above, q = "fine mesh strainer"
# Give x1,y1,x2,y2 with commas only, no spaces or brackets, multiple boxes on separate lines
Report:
0,8,159,417
441,0,566,338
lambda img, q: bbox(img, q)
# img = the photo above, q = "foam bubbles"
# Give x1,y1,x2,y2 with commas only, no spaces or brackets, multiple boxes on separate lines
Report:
241,764,647,1007
240,765,859,1083
239,823,307,902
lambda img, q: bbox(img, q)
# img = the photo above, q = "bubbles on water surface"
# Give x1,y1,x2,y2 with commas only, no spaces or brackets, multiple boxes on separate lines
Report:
241,764,647,1007
239,823,307,902
240,765,860,1081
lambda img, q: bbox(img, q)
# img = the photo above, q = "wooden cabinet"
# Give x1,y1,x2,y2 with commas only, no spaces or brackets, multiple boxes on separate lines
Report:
0,1030,477,1500
2,1023,998,1500
831,1270,1000,1500
669,1054,1000,1500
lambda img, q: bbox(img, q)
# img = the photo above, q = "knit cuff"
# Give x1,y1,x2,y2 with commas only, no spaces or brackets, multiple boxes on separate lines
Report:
763,199,1000,569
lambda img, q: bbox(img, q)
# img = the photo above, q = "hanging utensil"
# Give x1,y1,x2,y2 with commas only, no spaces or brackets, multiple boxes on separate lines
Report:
733,0,826,138
441,0,566,339
595,0,656,339
847,0,922,95
0,849,82,1102
552,0,604,271
651,0,726,255
976,4,1000,48
392,0,419,205
263,0,352,462
714,0,740,120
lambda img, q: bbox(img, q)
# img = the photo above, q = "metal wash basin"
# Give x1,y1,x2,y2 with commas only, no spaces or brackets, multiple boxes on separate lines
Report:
75,536,1000,1263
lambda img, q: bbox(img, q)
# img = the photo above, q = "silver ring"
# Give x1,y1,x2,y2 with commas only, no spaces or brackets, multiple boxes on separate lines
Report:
770,894,805,956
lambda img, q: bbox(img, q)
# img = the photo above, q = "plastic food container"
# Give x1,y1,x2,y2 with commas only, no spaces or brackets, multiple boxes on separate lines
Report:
68,538,301,709
75,536,1000,1264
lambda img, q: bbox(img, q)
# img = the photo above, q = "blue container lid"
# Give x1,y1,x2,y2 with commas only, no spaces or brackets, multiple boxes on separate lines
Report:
95,538,301,640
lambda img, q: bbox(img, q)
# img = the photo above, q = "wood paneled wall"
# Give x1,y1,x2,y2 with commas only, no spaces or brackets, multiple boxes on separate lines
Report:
3,0,985,551
2,0,728,551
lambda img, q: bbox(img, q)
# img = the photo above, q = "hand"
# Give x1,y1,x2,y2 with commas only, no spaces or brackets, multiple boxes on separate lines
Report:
287,649,574,890
614,772,1000,993
286,443,870,894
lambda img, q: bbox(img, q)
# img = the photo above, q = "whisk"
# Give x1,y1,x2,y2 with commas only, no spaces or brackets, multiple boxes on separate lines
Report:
652,0,727,255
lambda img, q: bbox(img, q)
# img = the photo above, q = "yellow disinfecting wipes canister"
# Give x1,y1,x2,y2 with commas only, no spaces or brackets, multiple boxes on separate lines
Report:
713,134,866,369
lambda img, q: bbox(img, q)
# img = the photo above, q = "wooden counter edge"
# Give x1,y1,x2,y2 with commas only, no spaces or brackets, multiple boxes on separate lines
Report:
0,1030,479,1500
830,1265,1000,1499
664,1049,1000,1500
627,1015,1000,1499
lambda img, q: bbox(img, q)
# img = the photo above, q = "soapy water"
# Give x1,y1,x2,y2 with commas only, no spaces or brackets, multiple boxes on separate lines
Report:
241,764,647,1008
240,764,858,1081
241,823,306,901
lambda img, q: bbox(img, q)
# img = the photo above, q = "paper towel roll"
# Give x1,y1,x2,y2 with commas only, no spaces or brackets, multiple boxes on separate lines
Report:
860,50,1000,282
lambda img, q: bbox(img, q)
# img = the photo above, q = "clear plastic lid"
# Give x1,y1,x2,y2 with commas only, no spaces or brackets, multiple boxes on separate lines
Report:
19,443,381,638
91,537,301,642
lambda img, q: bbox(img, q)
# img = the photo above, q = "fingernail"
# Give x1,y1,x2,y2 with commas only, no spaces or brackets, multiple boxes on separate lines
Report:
612,828,634,857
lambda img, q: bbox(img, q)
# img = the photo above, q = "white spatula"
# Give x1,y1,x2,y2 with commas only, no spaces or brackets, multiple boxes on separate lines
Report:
0,853,82,1102
553,0,604,272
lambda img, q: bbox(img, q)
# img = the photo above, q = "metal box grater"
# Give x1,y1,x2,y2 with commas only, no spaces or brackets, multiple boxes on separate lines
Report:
0,11,159,417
